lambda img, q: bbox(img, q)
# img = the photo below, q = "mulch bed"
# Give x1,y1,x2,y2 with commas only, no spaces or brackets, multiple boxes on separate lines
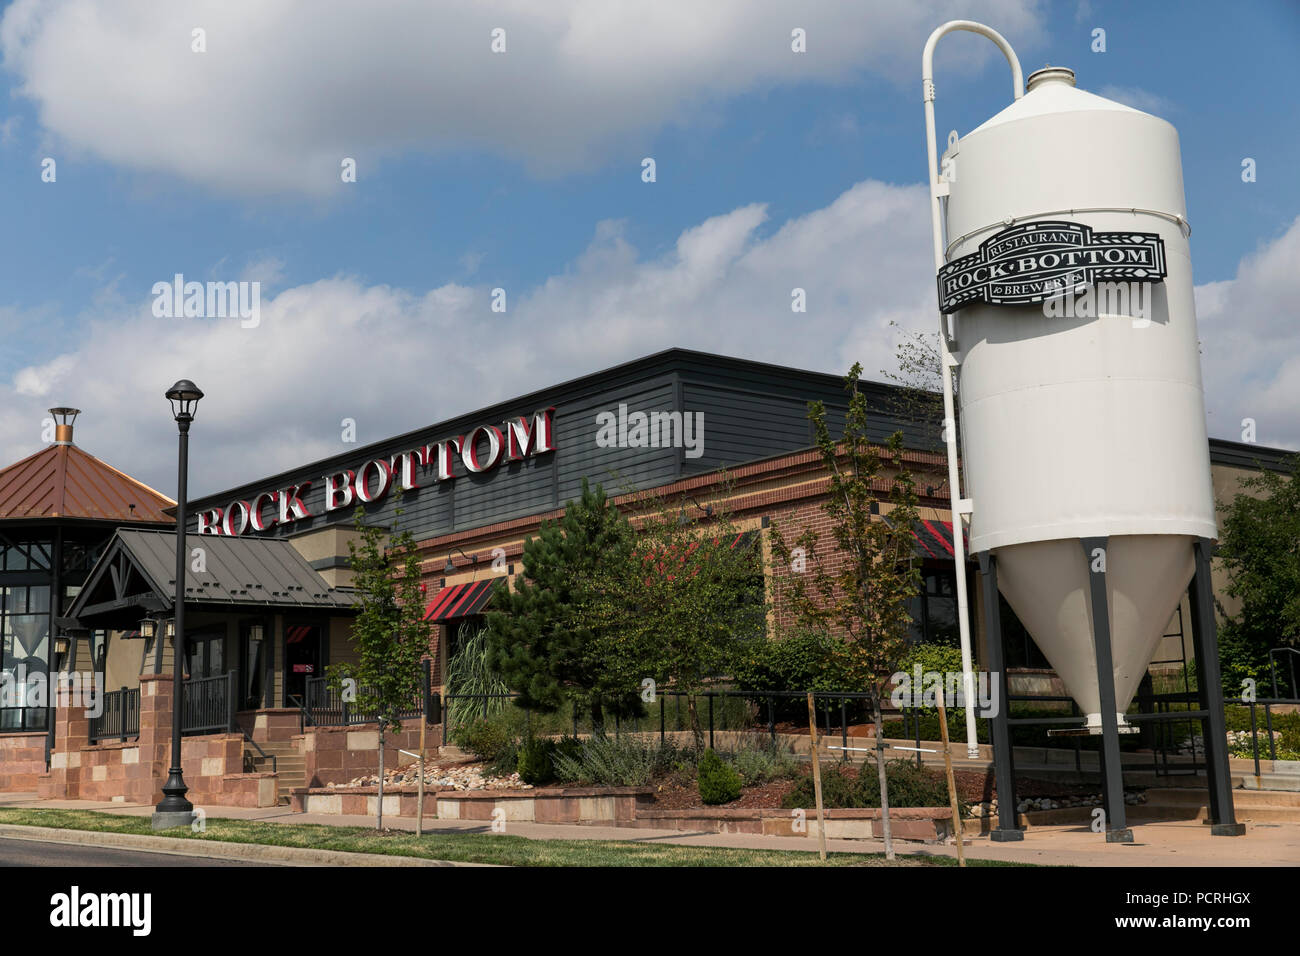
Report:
650,772,798,810
648,763,1101,811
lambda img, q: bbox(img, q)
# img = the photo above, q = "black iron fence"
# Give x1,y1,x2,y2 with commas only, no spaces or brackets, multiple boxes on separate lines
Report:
90,686,140,743
300,666,430,729
440,686,936,765
437,681,1300,778
181,671,237,736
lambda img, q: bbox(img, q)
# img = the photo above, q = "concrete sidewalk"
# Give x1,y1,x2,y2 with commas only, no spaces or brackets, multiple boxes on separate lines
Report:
2,792,1297,866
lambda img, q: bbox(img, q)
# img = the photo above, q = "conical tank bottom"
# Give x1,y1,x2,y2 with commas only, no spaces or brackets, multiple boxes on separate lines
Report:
994,535,1194,728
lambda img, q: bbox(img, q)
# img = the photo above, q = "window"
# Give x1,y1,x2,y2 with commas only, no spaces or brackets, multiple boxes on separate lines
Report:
0,585,52,730
0,541,51,573
242,623,267,710
907,568,964,648
1000,596,1050,669
185,632,225,681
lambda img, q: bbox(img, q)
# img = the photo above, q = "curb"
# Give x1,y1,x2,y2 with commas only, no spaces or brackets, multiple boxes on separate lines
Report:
0,825,493,867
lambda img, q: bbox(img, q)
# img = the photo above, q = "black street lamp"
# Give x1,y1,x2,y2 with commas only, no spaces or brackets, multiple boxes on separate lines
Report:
152,379,203,830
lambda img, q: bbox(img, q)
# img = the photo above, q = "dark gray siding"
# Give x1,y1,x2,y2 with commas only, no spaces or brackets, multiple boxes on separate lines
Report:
553,375,679,503
185,349,940,541
681,383,814,472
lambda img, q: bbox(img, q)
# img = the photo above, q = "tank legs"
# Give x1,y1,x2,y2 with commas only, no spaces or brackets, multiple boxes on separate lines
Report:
1188,537,1245,836
1081,536,1134,843
978,551,1023,841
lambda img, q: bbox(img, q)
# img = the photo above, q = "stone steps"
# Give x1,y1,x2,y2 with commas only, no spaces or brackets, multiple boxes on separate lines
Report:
244,739,306,803
1141,787,1300,824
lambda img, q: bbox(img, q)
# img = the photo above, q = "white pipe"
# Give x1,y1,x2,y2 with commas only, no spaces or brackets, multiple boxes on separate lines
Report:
921,21,1023,759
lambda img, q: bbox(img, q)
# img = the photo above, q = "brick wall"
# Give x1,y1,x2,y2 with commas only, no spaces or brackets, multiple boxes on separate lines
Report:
297,717,437,788
37,673,278,808
0,732,47,792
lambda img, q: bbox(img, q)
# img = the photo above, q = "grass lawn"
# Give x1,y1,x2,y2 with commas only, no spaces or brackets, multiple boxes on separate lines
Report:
0,807,1027,867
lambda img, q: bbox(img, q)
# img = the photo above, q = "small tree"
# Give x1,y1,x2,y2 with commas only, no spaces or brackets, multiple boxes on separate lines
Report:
485,478,642,731
327,505,429,830
599,483,767,747
1216,454,1300,695
880,322,948,460
768,363,922,860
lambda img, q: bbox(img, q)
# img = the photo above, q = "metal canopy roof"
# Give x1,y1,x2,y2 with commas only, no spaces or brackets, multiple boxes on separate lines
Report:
0,442,175,523
65,528,355,625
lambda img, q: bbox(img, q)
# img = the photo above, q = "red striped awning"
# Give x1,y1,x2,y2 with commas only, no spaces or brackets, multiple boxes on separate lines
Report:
424,578,502,622
639,530,760,581
912,519,956,559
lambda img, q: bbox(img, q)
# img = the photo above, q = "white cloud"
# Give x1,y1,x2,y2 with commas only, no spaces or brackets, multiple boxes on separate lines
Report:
0,178,936,494
1097,84,1175,115
0,182,1293,499
0,0,1044,194
1195,216,1300,450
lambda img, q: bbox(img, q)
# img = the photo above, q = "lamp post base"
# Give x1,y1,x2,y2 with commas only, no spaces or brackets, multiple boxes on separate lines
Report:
151,810,196,830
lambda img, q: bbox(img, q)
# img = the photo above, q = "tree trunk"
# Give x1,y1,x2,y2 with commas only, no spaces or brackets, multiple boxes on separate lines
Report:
687,694,704,751
590,699,605,738
376,725,385,831
872,695,895,861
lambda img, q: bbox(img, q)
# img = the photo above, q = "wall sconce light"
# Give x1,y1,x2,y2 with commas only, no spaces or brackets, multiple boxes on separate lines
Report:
443,548,476,574
678,496,713,526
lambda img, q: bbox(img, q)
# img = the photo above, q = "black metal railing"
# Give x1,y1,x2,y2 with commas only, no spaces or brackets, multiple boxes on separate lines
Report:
240,729,276,774
302,674,426,728
181,671,237,736
439,686,930,763
90,686,140,743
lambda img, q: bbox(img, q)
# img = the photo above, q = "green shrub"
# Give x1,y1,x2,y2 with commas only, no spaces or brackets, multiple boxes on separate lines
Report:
444,624,511,730
732,630,852,719
855,759,967,815
515,735,585,785
516,736,555,785
551,734,681,787
780,764,861,809
729,739,800,785
697,749,743,805
452,715,516,765
781,759,965,813
895,644,965,694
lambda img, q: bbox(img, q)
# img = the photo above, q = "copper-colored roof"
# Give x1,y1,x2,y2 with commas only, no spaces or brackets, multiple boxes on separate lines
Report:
0,441,174,523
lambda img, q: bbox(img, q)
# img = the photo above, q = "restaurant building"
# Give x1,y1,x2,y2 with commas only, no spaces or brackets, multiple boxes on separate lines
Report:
155,348,1295,699
2,348,1290,804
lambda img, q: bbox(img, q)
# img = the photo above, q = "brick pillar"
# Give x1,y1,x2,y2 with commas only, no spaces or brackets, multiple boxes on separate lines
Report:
38,677,91,799
126,673,175,805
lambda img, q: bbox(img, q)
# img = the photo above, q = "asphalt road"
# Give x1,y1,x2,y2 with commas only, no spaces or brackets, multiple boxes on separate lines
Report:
0,836,273,867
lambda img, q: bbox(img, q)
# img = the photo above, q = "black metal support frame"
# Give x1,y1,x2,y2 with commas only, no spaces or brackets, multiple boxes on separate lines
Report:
978,551,1023,841
1188,537,1245,836
1080,536,1134,843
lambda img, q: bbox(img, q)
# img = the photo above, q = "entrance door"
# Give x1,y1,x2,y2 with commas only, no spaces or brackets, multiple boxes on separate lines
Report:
283,624,322,705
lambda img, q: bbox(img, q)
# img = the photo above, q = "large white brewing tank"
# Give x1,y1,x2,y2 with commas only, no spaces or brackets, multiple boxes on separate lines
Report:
943,67,1217,729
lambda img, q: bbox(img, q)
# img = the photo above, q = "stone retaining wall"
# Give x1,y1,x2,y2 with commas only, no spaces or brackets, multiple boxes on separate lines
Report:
292,785,654,826
296,719,438,788
0,732,46,792
289,784,964,841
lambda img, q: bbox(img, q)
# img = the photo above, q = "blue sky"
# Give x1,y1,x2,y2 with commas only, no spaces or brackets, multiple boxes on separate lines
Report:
1,0,1297,495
